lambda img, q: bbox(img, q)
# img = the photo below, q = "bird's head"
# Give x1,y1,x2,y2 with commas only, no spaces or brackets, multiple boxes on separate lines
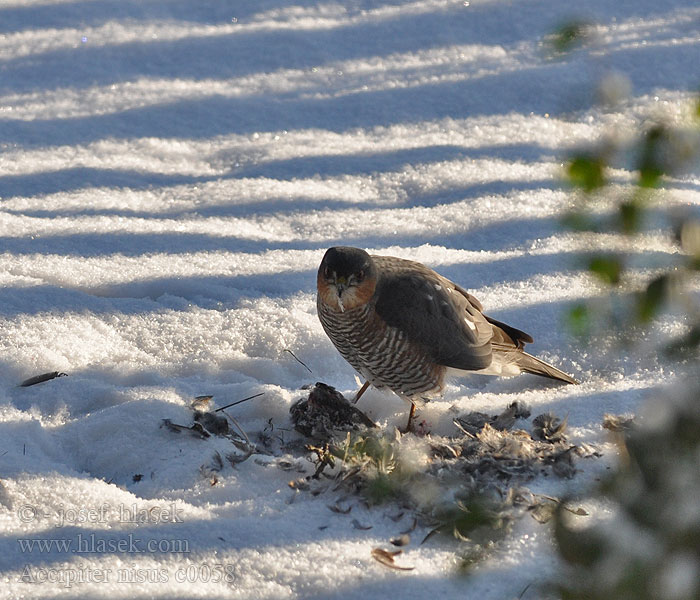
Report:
317,247,378,312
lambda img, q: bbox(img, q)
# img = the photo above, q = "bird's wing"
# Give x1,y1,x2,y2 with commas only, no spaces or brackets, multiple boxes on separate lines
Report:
372,256,495,371
481,313,533,349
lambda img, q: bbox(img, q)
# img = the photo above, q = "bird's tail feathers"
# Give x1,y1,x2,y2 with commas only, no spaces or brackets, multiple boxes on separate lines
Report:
516,352,579,385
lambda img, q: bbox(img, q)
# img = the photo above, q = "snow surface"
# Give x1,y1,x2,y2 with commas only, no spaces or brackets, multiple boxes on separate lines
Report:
0,0,698,598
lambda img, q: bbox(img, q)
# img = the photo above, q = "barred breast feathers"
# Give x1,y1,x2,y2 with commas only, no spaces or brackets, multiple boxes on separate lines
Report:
317,294,444,399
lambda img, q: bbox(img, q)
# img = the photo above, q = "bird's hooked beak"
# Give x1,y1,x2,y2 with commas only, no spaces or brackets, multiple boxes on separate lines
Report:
334,276,347,312
335,276,348,297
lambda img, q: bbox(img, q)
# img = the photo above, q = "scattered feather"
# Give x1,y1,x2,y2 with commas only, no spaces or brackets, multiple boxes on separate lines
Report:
276,459,299,471
602,413,635,431
19,371,67,387
192,395,213,411
528,499,558,523
492,401,532,430
162,403,255,466
527,494,588,523
371,548,414,571
428,439,461,459
532,413,569,443
565,505,589,517
200,451,224,485
161,419,210,439
286,403,596,572
551,447,577,479
390,534,411,547
226,448,253,466
288,479,310,491
455,402,531,436
453,412,490,436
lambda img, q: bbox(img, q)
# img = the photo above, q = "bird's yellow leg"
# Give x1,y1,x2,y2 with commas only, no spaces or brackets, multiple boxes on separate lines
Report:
352,380,370,404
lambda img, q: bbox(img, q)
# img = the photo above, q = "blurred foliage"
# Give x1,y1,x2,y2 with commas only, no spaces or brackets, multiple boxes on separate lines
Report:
588,255,622,285
545,20,594,55
563,93,700,357
555,383,700,600
567,154,606,193
553,26,700,596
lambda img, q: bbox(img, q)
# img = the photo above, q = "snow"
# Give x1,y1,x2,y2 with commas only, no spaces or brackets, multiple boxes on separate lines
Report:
1,0,698,598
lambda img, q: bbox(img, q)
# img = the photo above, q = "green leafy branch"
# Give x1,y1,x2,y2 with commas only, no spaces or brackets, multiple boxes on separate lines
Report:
563,95,700,355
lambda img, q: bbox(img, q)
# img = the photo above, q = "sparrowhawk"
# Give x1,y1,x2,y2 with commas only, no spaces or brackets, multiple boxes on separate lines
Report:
316,246,578,428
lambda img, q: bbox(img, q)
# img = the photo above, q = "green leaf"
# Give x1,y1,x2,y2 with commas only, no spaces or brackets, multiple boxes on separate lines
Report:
619,200,643,234
589,256,622,285
548,21,592,54
637,275,668,322
638,166,662,189
567,155,605,193
637,125,667,188
568,303,590,337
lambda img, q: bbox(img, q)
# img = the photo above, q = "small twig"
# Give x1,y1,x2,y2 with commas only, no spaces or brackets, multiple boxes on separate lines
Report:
214,393,264,412
284,349,313,373
220,410,251,445
220,410,255,464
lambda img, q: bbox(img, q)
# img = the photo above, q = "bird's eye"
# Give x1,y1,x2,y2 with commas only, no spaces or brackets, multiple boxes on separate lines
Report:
323,266,332,280
357,270,365,282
